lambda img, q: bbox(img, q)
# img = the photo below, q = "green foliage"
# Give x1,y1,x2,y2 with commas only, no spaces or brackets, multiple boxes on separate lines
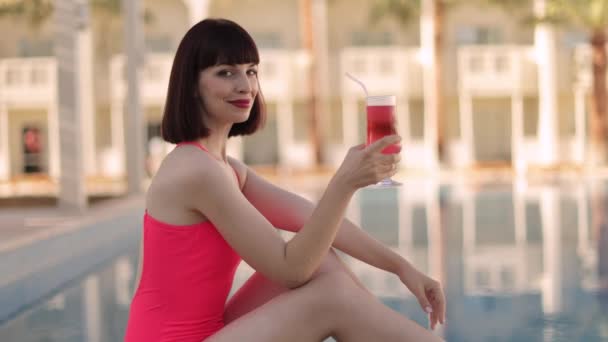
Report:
548,0,608,31
0,0,53,30
369,0,420,27
0,0,155,28
369,0,531,27
370,0,608,32
91,0,122,15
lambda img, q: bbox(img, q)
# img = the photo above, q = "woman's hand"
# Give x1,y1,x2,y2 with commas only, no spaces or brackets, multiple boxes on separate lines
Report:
332,135,401,191
397,263,446,330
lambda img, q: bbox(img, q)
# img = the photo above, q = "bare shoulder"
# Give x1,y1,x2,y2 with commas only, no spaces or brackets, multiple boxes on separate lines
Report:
146,146,225,221
154,145,226,193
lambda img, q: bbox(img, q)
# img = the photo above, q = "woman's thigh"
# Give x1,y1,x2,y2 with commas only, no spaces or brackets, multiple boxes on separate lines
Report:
209,271,350,342
224,248,366,323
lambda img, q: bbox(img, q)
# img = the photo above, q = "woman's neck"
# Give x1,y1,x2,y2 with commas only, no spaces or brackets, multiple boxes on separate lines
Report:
198,130,230,162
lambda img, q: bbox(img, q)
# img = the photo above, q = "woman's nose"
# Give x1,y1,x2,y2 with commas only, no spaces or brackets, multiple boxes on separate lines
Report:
235,74,253,93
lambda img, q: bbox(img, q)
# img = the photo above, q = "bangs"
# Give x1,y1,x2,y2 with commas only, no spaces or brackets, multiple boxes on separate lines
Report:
213,37,259,66
197,20,259,68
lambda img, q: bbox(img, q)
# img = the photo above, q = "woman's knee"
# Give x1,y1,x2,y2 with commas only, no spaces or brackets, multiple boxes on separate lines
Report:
304,271,369,328
306,268,361,307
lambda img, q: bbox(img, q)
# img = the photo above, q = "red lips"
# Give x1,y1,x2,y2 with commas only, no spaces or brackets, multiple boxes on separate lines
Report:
227,99,251,108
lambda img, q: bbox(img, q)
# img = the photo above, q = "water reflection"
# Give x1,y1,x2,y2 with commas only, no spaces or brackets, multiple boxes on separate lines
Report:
0,249,138,342
346,179,608,341
1,179,607,341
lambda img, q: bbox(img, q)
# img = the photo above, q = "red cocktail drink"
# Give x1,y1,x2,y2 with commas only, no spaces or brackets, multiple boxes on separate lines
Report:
367,106,401,154
366,95,401,187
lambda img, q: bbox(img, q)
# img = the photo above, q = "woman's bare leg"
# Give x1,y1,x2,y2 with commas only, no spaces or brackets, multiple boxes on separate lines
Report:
214,249,443,342
225,248,371,322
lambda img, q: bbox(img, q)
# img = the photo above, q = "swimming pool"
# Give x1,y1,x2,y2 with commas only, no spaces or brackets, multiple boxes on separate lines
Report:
1,177,607,341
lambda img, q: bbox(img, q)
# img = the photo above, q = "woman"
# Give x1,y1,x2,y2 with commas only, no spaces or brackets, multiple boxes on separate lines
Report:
125,18,445,342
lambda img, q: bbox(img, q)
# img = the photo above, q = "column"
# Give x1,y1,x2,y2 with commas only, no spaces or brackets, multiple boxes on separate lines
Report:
420,0,439,169
184,0,210,26
512,93,525,173
276,99,295,168
48,102,60,179
77,26,96,176
574,87,587,165
54,0,88,210
534,0,559,166
312,0,330,162
459,90,474,166
83,275,101,342
341,97,359,148
397,95,410,164
0,103,9,181
123,0,146,195
109,97,125,177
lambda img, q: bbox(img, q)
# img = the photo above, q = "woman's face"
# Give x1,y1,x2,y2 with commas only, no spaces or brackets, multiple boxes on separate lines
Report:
197,62,259,127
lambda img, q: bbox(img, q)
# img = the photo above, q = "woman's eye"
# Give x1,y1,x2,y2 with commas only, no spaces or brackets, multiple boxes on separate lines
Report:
247,69,258,76
218,70,233,77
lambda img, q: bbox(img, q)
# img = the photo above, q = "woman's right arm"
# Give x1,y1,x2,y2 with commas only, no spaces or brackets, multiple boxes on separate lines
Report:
187,135,400,289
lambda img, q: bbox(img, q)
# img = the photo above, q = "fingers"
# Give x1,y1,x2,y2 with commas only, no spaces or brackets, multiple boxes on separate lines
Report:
415,290,435,330
419,283,446,331
426,285,446,326
374,152,401,174
379,153,401,165
428,309,436,330
367,151,400,183
375,164,399,182
435,286,446,324
364,135,401,154
438,287,446,324
342,136,400,188
418,298,433,316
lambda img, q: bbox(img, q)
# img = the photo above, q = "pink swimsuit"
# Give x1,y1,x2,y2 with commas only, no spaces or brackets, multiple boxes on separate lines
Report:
124,142,242,341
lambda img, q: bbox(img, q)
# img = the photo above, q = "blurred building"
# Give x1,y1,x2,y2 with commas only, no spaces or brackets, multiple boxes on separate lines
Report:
0,0,595,188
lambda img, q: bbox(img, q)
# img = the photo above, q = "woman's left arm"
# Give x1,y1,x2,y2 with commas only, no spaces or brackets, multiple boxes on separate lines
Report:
234,160,408,274
231,159,446,327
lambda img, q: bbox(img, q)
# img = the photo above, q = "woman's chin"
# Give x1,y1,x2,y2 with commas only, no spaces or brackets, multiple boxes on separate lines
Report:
235,112,251,123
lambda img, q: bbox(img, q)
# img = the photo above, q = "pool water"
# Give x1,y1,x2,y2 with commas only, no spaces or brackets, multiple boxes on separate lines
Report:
1,178,607,341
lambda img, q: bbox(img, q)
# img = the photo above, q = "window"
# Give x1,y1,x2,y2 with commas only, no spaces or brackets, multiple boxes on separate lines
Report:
350,31,394,46
456,26,503,45
19,38,53,57
22,125,44,173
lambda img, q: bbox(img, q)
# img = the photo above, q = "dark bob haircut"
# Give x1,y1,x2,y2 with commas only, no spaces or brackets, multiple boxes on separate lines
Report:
161,18,266,144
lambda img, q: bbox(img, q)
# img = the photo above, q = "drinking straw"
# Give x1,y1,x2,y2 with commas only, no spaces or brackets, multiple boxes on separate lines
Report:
345,72,369,97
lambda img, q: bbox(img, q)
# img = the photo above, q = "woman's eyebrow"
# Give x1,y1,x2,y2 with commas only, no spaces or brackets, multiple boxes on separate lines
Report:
216,63,257,67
